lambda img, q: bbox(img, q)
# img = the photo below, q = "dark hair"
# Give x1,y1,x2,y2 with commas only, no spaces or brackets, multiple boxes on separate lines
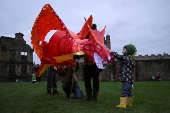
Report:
91,24,97,30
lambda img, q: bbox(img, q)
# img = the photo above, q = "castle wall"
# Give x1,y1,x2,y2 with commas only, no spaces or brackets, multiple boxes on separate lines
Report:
136,54,170,60
134,54,170,81
136,59,170,81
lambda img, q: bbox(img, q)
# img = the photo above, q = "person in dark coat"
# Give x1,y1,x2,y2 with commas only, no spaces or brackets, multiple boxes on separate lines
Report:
47,67,61,95
56,60,83,99
73,24,102,101
156,72,161,81
83,24,102,101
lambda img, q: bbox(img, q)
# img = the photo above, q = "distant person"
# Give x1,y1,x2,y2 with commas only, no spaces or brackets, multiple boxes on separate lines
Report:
56,60,83,99
47,67,61,95
110,44,137,108
32,72,36,84
156,72,161,81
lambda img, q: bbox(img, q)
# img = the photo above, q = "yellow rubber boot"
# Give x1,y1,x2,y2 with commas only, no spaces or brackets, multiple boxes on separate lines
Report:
116,97,127,108
126,96,133,106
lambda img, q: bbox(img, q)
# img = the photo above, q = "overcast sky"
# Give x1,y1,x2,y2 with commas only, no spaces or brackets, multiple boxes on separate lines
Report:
0,0,170,64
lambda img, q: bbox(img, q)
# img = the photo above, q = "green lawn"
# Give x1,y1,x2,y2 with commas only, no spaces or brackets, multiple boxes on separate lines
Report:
0,81,169,113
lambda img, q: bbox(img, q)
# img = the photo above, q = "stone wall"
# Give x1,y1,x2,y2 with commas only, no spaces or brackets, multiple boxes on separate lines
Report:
136,54,170,60
0,33,34,82
136,59,170,81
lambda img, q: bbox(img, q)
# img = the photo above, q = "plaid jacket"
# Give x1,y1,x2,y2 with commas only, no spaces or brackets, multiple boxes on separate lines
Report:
111,52,136,83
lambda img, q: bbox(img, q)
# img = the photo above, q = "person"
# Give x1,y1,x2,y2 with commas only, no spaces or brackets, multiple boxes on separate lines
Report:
47,67,61,95
56,60,83,99
83,24,102,101
156,72,161,81
110,44,137,108
32,72,36,84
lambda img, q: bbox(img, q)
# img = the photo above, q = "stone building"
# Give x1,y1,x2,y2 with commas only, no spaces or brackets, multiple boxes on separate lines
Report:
0,33,34,82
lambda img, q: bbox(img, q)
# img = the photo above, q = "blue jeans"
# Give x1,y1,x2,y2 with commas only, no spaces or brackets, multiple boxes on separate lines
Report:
121,82,133,97
62,83,83,99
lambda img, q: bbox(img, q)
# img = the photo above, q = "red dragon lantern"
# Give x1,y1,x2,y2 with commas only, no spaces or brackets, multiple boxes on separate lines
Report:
31,4,115,77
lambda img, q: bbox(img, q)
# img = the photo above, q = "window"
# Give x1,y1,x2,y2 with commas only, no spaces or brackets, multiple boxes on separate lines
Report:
9,64,16,74
2,46,6,52
21,52,27,60
9,50,16,60
21,52,27,56
21,65,27,74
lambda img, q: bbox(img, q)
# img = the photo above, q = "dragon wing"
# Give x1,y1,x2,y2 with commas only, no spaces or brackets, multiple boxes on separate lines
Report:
31,4,72,61
31,4,75,77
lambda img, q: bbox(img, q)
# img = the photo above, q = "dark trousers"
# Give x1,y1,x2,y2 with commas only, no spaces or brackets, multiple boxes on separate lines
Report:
121,82,133,97
83,64,100,89
47,69,58,91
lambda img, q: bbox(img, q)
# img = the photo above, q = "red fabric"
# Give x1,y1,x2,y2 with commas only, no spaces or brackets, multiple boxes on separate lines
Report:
77,15,93,40
31,4,115,77
157,73,160,78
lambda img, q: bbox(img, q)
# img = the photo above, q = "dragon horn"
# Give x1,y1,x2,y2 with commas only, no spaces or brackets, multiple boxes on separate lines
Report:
77,15,93,40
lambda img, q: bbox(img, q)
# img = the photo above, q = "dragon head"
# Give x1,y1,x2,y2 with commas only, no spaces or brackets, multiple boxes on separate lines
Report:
82,23,115,69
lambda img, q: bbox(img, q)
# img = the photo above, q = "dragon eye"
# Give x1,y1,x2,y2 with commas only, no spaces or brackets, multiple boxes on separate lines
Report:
97,45,101,49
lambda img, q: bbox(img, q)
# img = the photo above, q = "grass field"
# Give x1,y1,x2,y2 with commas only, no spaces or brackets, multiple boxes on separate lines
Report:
0,81,170,113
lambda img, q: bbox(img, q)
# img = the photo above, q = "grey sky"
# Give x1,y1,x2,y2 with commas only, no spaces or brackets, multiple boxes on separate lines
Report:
0,0,170,64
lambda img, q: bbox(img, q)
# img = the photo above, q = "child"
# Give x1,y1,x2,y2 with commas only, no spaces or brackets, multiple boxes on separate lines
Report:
32,72,36,84
110,44,137,108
